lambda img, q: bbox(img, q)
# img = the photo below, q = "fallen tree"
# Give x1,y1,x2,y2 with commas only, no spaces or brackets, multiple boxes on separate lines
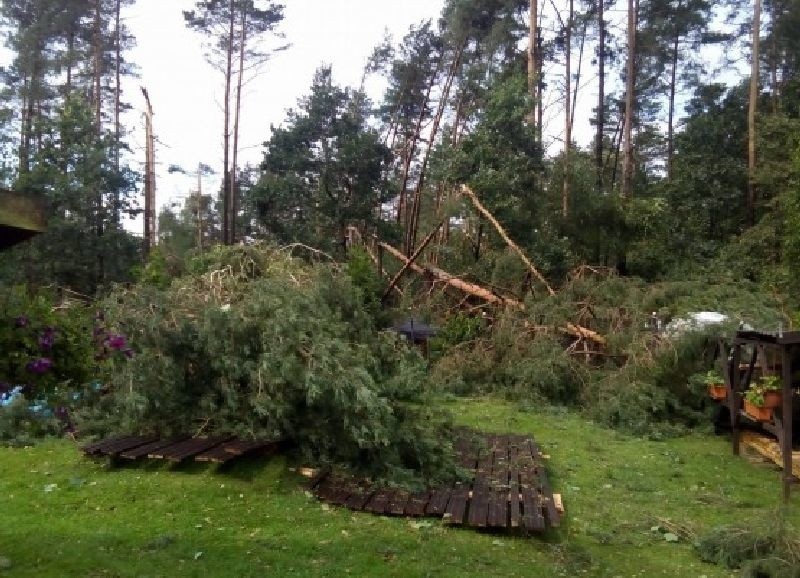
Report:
377,238,606,346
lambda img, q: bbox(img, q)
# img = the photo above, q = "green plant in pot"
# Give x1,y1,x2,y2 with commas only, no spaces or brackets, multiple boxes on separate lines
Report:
743,375,783,421
702,369,727,401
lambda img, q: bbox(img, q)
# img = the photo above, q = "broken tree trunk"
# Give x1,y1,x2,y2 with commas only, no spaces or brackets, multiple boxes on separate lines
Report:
382,220,443,301
378,240,519,307
378,239,605,346
461,185,555,296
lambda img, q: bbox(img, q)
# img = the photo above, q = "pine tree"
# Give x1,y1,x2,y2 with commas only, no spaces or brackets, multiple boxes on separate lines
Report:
184,0,284,245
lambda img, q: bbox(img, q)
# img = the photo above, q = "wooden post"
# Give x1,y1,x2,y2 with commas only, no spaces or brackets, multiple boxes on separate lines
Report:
781,344,793,501
731,343,741,455
196,163,203,251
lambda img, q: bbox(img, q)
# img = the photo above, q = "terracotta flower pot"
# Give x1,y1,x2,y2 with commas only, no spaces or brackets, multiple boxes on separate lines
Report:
744,399,773,422
761,390,782,409
707,384,727,401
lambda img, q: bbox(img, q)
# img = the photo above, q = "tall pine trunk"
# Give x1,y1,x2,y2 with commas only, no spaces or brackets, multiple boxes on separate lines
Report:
405,44,463,254
231,8,247,244
222,0,235,244
563,0,574,219
397,68,437,225
622,0,637,200
747,0,761,227
113,0,122,225
596,0,605,193
528,0,538,131
666,33,679,181
93,0,102,134
93,0,105,284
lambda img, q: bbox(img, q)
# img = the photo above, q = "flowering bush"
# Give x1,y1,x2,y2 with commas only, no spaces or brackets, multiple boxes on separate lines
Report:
0,286,97,442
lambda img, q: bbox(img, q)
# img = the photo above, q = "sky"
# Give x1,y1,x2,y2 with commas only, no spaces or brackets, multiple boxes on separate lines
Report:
123,0,445,228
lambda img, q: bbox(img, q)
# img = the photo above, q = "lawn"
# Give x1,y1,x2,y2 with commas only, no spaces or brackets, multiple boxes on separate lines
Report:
0,397,797,577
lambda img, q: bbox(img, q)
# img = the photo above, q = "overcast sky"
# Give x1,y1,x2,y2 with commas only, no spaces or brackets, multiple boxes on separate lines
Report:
123,0,445,225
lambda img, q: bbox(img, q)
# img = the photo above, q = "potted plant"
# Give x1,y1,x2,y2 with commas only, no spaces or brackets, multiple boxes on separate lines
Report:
702,369,727,401
743,375,783,422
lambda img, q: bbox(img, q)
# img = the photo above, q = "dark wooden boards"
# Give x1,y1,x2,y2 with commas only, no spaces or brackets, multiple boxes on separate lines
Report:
311,430,560,533
194,439,278,463
83,434,278,464
119,436,190,460
83,435,159,457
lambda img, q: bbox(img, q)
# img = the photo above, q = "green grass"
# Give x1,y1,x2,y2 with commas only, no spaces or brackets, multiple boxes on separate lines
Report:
0,397,798,577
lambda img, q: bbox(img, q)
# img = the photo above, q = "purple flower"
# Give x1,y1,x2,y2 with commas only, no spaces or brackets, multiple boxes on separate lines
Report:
0,382,10,394
122,347,134,359
107,334,127,350
26,357,53,375
54,406,70,421
14,315,28,328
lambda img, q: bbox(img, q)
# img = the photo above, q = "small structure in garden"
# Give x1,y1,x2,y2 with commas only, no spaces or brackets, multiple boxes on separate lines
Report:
392,317,438,357
310,430,562,533
0,188,46,250
717,329,800,501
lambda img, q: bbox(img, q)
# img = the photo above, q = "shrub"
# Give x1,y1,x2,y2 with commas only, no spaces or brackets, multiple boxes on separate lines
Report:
0,286,96,443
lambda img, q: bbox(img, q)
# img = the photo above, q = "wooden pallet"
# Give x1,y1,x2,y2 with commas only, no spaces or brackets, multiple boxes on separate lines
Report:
83,435,280,465
310,431,561,532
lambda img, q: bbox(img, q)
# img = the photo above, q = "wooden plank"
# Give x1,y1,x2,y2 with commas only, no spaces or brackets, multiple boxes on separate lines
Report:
521,487,546,531
364,489,392,515
119,436,190,460
94,435,143,455
314,477,339,503
99,435,159,457
466,485,490,527
528,438,559,527
328,485,352,507
404,491,431,517
487,490,508,528
388,491,410,516
508,442,522,528
154,436,233,462
487,434,509,528
443,485,468,525
82,435,129,455
425,487,451,516
345,490,373,511
194,439,278,463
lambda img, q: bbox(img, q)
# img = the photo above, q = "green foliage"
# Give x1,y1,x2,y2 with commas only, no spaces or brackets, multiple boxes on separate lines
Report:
77,244,457,486
0,95,140,294
250,68,393,254
344,246,383,319
744,375,782,406
696,518,800,577
432,273,785,436
131,246,175,290
699,369,723,386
